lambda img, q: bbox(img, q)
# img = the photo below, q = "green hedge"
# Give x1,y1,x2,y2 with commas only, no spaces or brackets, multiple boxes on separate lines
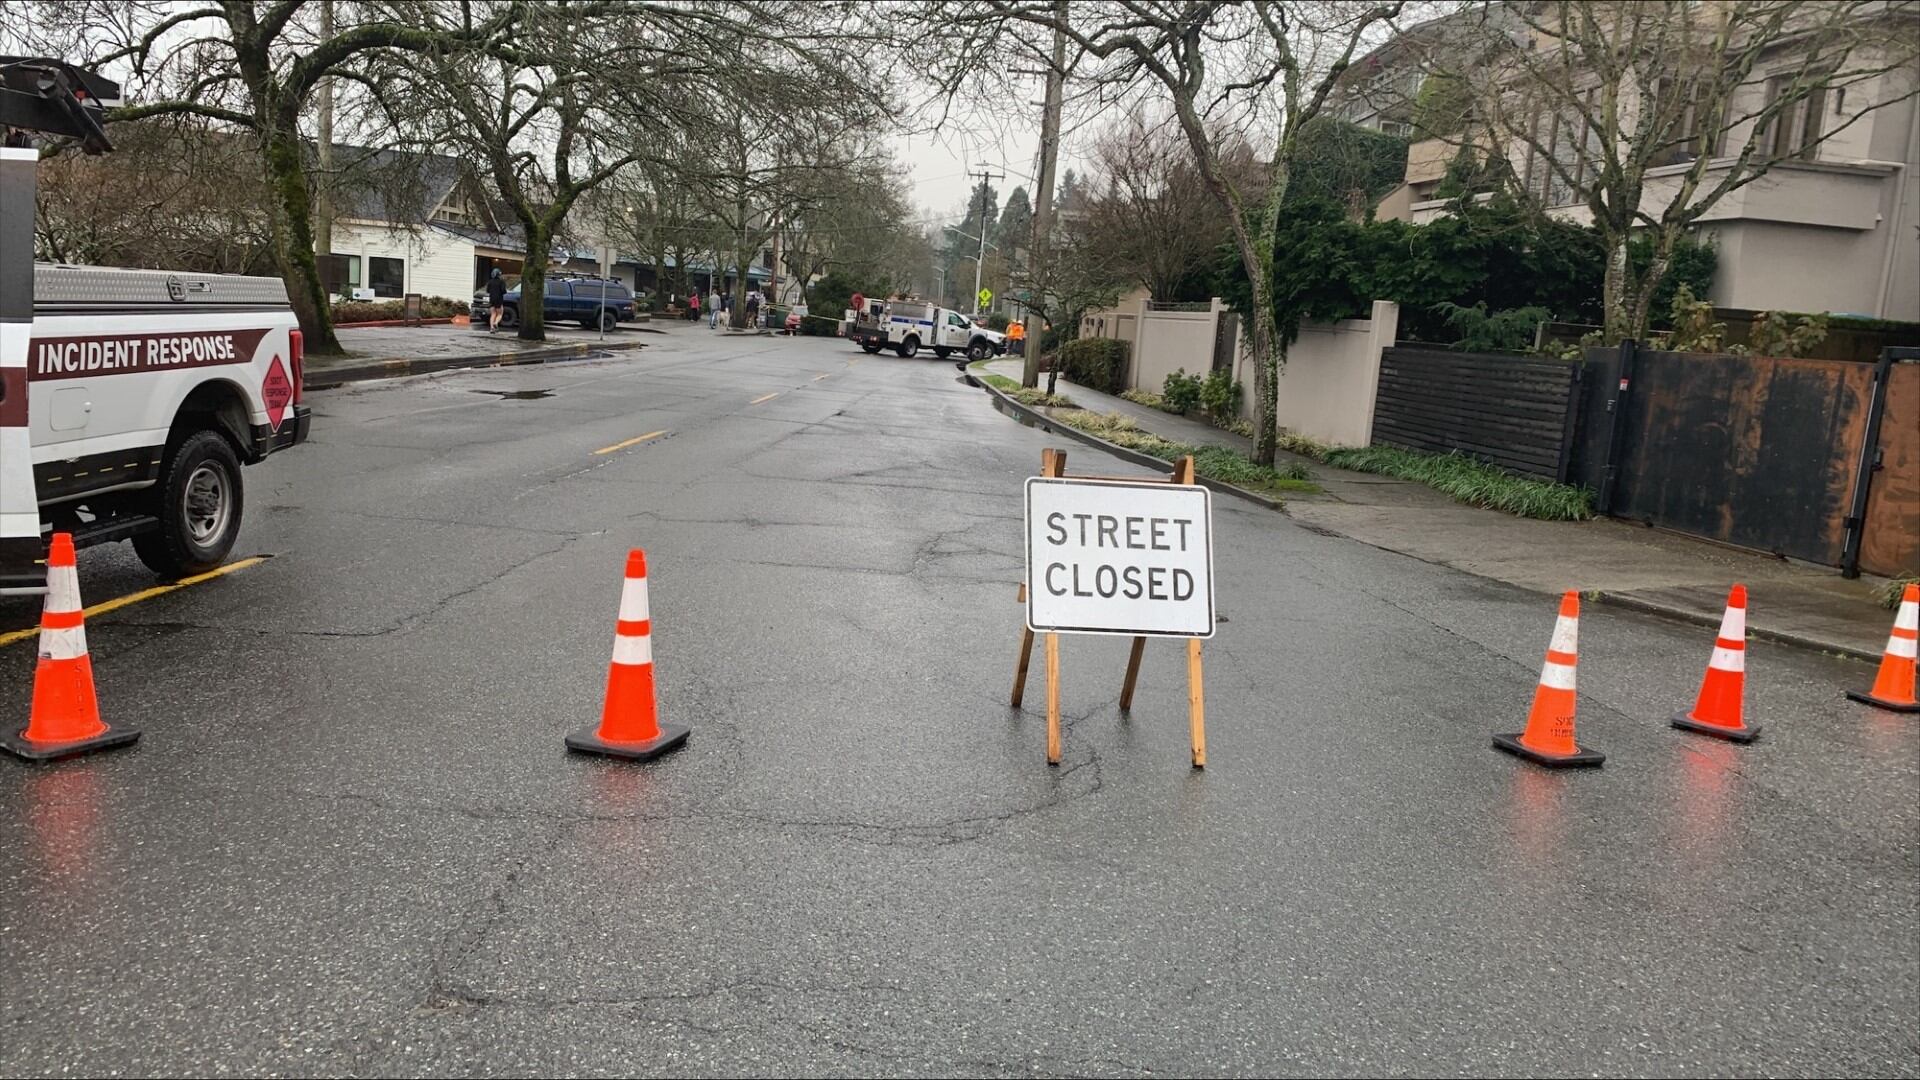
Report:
1057,338,1130,395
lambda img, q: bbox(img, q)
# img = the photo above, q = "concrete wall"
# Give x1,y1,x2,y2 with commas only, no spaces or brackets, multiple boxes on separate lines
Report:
330,220,474,302
1130,301,1226,393
1232,300,1401,448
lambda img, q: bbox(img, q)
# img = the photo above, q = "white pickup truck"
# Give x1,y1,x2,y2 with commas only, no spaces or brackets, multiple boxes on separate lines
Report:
845,298,1005,361
0,58,311,594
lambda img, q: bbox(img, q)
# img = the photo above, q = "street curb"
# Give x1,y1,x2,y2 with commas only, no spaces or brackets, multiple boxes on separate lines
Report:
971,370,1879,663
305,339,646,389
1588,589,1877,663
971,372,1287,513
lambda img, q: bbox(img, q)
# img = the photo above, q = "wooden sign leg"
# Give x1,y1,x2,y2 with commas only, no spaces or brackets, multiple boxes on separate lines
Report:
1046,632,1062,765
1012,584,1034,706
1187,637,1206,769
1118,636,1146,711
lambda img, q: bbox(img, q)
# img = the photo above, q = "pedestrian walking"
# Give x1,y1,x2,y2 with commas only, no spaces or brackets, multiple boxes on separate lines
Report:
745,287,761,328
686,290,699,324
708,286,722,328
486,268,507,333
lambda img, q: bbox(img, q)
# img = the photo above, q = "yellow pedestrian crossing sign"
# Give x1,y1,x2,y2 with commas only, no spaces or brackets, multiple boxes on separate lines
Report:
978,288,993,308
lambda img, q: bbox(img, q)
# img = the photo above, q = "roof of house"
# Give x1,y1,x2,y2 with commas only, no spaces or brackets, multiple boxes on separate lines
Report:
322,144,469,226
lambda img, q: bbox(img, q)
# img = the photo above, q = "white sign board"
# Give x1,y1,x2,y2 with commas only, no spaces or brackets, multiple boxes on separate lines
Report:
1025,477,1215,637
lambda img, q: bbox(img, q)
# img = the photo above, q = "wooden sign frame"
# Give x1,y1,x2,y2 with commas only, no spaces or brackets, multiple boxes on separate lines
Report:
1012,448,1207,768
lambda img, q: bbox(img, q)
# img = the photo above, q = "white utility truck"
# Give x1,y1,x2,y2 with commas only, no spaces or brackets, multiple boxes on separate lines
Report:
845,297,1005,361
0,57,311,595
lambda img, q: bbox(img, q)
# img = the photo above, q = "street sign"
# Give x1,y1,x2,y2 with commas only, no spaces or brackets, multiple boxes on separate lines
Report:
262,356,292,431
1024,476,1214,638
978,287,993,308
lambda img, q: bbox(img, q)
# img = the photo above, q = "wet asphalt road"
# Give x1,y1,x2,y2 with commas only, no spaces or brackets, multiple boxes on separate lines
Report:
0,325,1915,1078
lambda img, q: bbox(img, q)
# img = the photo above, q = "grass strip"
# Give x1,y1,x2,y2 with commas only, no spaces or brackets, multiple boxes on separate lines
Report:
1048,411,1320,500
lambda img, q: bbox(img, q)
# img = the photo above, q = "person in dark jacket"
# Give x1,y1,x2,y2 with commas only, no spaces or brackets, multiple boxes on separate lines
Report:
486,268,508,332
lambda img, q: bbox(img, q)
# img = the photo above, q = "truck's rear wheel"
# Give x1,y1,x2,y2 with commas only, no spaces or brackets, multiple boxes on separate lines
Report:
133,430,244,577
896,335,920,358
861,343,882,354
598,307,618,332
498,305,519,329
934,346,952,358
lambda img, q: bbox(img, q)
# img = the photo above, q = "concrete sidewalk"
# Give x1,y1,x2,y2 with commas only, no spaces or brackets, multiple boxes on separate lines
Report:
983,359,1898,661
302,323,661,385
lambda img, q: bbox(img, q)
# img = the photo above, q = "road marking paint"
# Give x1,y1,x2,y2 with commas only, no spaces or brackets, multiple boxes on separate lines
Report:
813,372,831,381
749,392,779,405
0,557,268,648
592,429,670,456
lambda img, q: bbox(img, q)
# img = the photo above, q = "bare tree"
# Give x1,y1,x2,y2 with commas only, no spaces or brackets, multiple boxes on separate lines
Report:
377,1,714,340
1451,0,1920,341
776,151,918,311
963,1,1404,466
8,0,521,352
1080,115,1261,299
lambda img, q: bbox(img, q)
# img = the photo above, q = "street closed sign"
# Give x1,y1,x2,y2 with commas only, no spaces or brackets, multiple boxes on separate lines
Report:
1025,477,1215,637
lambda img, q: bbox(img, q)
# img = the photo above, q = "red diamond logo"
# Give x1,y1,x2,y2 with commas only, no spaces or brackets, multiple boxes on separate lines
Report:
263,355,292,430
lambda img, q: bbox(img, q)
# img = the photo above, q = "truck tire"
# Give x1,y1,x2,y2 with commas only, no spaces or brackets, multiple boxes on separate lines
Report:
133,429,244,577
861,343,882,354
934,346,952,358
499,305,519,329
896,335,920,359
598,307,618,332
968,338,993,361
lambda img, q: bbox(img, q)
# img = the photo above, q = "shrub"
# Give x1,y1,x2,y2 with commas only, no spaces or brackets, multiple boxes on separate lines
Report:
1748,310,1829,358
1431,301,1552,353
1163,368,1203,413
1667,284,1727,353
1047,411,1321,499
1120,388,1171,411
1058,337,1130,395
330,296,466,323
987,312,1011,332
1199,369,1242,419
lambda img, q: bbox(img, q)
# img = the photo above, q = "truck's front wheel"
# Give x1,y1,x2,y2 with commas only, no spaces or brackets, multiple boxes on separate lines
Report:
133,430,244,577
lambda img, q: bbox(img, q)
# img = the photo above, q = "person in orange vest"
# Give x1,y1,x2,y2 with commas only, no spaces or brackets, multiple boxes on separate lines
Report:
1007,318,1027,356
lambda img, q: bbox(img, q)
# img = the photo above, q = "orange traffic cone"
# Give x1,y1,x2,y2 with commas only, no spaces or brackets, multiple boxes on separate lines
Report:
3,533,140,762
1494,591,1604,767
565,549,690,761
1673,584,1760,742
1848,583,1918,713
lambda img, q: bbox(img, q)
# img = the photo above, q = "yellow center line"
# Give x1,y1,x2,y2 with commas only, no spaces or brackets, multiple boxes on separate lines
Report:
0,556,268,649
592,429,670,456
749,392,779,405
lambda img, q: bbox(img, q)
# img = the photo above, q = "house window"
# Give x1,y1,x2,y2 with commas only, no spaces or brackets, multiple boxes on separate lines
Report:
1649,76,1721,167
1761,72,1827,160
1525,91,1601,207
368,256,405,298
319,253,360,298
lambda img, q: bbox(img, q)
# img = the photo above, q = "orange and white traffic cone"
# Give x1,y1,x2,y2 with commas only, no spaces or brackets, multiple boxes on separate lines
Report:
1848,583,1918,713
565,548,690,761
2,533,140,762
1672,584,1760,742
1494,591,1604,767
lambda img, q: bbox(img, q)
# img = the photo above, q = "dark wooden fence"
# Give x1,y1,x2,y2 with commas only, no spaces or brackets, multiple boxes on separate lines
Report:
1370,346,1583,482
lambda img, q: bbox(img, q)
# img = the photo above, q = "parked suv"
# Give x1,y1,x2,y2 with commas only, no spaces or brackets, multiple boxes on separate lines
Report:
471,275,634,331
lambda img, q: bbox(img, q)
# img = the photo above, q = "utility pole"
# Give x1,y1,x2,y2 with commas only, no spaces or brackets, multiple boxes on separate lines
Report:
1022,4,1066,388
314,0,335,288
967,164,1003,314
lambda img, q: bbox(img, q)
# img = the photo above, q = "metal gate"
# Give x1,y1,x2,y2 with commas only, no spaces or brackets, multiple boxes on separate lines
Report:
1605,347,1878,566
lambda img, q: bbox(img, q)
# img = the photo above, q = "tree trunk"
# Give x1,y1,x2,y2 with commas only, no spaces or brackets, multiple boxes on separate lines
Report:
517,222,550,341
1629,249,1673,344
1601,231,1634,345
261,121,341,354
1247,274,1279,466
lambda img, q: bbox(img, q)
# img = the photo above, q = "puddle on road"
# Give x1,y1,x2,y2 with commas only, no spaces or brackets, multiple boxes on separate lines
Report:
470,388,555,400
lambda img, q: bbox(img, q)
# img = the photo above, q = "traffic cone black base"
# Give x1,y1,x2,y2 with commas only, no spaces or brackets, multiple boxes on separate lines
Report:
1845,689,1920,714
1492,731,1605,768
565,722,689,762
1671,712,1760,743
1,723,139,763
